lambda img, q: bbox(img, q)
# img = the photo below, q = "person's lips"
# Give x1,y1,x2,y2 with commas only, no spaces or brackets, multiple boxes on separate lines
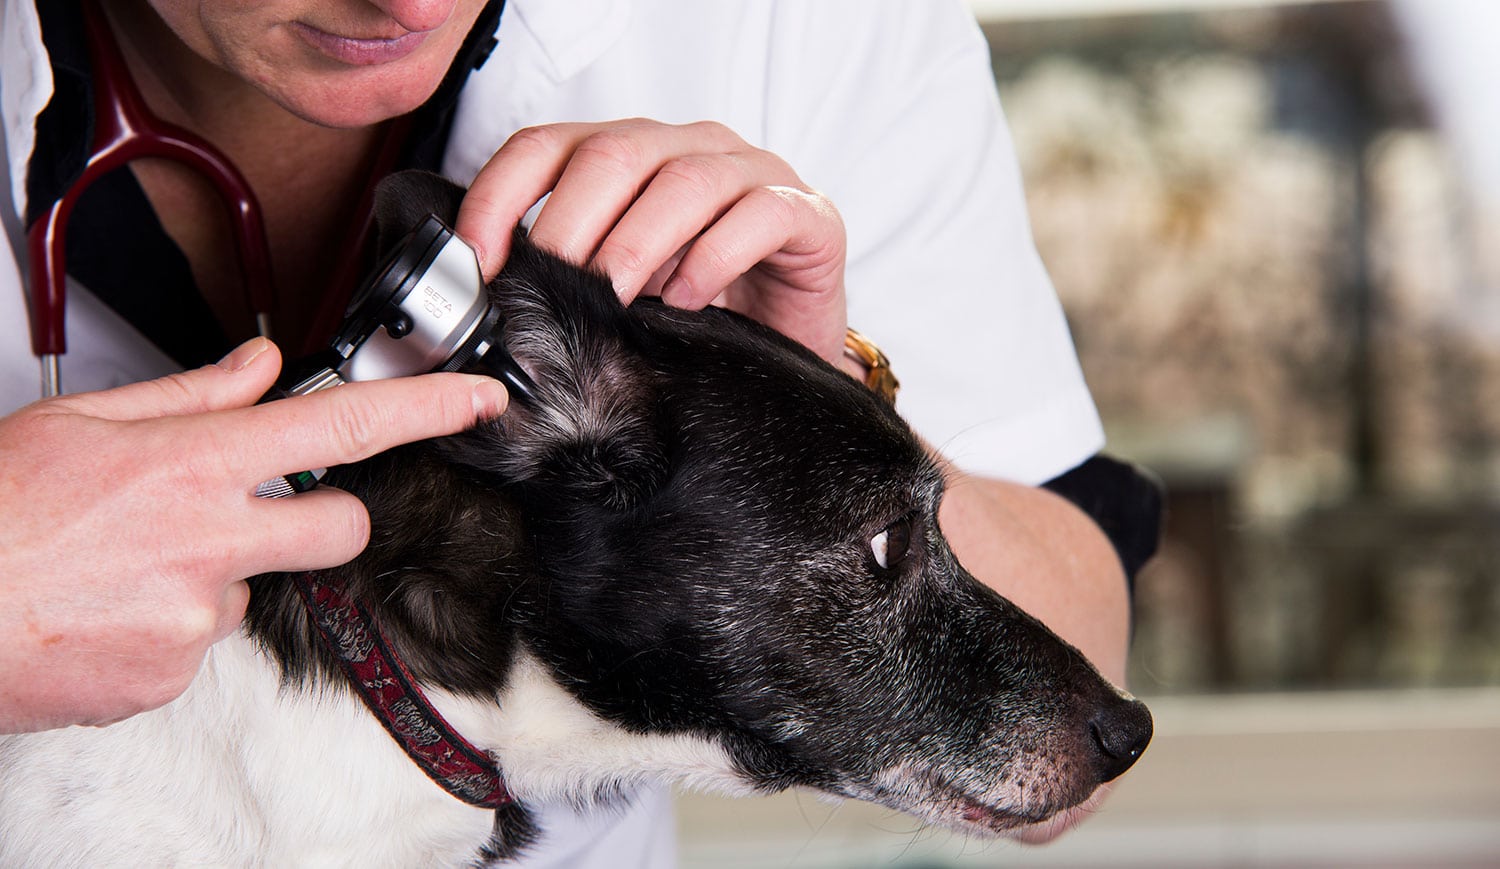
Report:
291,22,430,66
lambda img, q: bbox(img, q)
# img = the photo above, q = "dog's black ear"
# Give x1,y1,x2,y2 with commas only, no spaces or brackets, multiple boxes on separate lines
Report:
436,231,671,512
526,420,670,513
372,170,467,252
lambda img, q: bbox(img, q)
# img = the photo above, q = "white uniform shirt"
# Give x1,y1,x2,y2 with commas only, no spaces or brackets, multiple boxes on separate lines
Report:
0,1,1103,865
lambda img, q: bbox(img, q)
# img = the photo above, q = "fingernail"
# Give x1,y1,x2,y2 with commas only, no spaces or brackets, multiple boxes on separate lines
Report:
472,378,510,419
470,242,495,282
661,275,691,308
216,337,269,372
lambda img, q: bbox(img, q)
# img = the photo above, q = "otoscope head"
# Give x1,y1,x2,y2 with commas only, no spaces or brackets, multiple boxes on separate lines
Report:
331,213,539,407
437,301,539,408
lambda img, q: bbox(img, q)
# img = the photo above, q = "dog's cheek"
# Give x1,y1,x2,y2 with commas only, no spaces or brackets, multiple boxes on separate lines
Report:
704,551,1041,792
674,559,927,786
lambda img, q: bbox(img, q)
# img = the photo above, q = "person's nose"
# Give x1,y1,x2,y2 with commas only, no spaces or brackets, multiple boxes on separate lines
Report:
371,0,460,33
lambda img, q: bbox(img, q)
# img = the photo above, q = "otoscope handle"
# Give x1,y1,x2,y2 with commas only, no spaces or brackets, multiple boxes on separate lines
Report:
252,367,345,499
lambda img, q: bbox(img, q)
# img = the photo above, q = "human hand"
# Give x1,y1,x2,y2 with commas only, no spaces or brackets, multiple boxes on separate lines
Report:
454,119,849,365
0,338,509,733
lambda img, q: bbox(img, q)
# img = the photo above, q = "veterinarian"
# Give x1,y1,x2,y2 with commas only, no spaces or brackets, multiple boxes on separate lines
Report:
0,0,1151,859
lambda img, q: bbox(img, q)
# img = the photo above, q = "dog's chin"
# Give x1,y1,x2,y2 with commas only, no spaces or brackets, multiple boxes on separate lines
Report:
928,783,1098,840
1002,798,1110,840
1005,785,1111,844
849,766,1106,840
934,795,1057,836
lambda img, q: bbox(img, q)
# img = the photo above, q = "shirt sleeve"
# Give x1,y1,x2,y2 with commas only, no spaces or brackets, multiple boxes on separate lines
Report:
759,0,1104,485
444,0,1104,486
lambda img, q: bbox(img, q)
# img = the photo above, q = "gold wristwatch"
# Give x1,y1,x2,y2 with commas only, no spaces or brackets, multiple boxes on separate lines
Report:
843,327,899,405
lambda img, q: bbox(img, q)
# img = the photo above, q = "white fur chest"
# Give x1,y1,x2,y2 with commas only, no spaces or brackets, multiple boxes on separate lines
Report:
0,633,495,867
0,634,744,868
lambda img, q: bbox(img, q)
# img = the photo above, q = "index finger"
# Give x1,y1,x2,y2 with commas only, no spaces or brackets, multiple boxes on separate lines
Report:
209,372,509,482
455,122,604,280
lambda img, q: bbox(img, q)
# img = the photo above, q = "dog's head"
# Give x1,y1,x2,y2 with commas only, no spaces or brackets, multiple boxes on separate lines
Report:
332,172,1150,836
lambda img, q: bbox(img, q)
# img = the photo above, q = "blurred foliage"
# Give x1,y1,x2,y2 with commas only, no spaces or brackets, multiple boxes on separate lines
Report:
984,2,1500,693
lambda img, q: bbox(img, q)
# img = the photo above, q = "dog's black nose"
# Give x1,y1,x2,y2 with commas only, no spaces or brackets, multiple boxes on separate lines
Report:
1087,697,1153,782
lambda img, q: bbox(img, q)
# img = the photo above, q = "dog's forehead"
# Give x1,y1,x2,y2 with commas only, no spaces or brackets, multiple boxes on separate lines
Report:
645,317,941,497
663,381,943,533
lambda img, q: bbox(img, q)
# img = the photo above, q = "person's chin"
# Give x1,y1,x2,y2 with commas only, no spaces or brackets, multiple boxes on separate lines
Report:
258,30,458,128
271,72,444,129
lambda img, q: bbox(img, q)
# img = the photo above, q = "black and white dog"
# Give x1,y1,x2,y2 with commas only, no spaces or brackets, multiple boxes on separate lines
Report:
0,173,1151,865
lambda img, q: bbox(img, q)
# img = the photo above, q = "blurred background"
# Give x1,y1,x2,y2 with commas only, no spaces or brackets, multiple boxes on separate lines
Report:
677,0,1500,865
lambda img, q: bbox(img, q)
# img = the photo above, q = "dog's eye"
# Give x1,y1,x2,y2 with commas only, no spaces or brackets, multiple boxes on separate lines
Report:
870,518,911,570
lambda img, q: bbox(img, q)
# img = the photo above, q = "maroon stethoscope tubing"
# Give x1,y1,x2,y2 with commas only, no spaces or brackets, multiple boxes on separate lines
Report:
24,2,404,397
26,0,274,397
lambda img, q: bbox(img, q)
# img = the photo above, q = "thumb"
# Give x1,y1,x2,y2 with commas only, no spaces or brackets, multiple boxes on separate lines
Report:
60,338,283,422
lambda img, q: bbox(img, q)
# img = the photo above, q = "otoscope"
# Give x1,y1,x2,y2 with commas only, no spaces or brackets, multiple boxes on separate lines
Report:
255,215,537,498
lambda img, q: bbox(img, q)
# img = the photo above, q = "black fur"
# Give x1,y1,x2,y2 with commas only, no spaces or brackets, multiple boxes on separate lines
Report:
246,172,1152,861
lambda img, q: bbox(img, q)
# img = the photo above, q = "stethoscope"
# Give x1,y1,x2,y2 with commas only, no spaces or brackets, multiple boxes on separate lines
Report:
25,2,538,497
25,0,414,398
